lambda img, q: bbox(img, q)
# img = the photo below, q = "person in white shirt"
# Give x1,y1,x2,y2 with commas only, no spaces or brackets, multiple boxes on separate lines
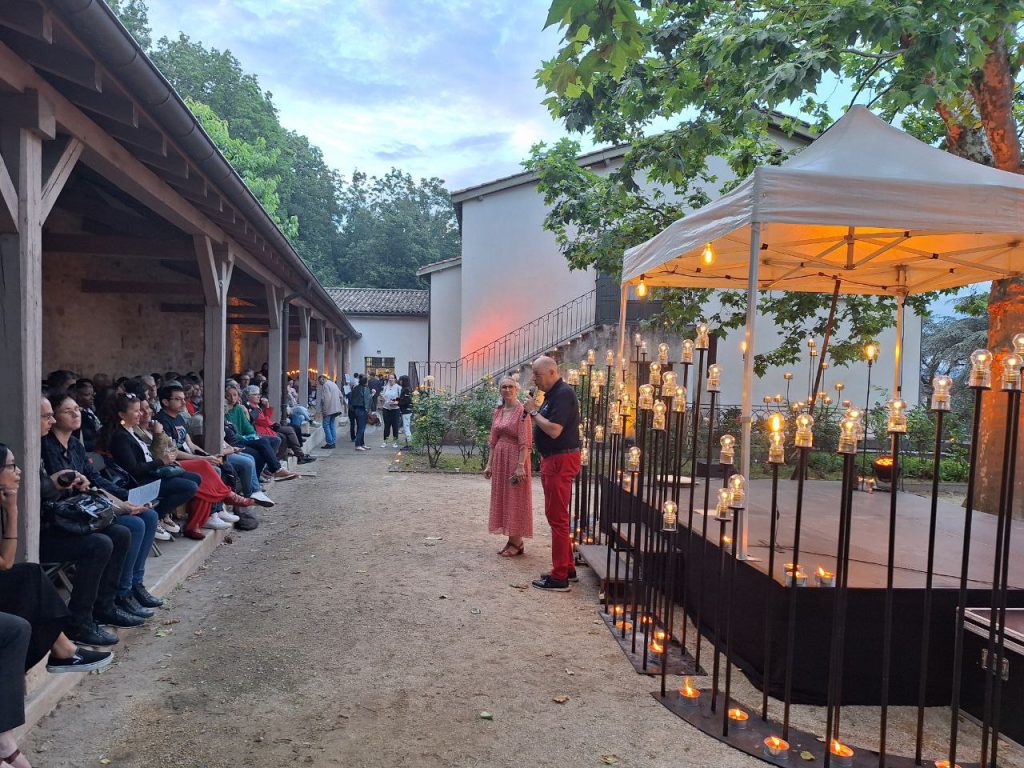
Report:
380,374,402,448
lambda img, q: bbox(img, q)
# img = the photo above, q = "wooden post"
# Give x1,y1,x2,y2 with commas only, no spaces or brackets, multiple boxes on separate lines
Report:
196,235,233,453
297,307,311,407
315,319,326,380
0,90,61,563
265,283,284,418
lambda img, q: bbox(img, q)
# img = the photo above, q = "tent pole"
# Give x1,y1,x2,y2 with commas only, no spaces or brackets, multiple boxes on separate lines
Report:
739,222,761,561
617,282,629,374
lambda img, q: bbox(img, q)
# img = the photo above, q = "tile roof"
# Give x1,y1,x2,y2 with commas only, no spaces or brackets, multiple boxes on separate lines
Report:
325,287,430,316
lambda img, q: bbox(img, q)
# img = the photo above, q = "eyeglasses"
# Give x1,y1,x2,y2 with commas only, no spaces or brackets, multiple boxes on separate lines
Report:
41,413,56,421
2,462,18,470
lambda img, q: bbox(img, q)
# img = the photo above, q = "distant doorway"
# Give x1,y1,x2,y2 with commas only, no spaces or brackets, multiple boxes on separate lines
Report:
364,356,395,378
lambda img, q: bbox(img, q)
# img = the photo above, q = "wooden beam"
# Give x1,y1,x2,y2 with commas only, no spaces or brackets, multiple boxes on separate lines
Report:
167,178,222,212
2,29,100,91
91,115,166,156
81,279,200,295
57,80,137,127
39,135,80,221
160,302,267,316
0,153,16,233
134,146,189,179
0,87,55,139
0,1,52,43
43,232,192,259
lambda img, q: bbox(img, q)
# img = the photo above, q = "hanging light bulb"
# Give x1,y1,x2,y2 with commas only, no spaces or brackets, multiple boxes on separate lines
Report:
702,242,715,266
627,446,641,472
681,339,695,364
1002,353,1022,391
662,501,678,531
658,342,669,364
649,361,662,387
767,413,786,464
719,434,735,465
795,413,815,448
673,386,688,413
706,363,722,393
695,323,710,350
837,416,860,454
969,349,993,389
638,384,654,410
652,400,667,430
728,474,746,508
662,370,677,390
931,375,953,411
636,275,648,298
886,398,908,433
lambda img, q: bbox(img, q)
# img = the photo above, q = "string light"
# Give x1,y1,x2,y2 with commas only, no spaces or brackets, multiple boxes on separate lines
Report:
701,242,715,266
637,275,648,298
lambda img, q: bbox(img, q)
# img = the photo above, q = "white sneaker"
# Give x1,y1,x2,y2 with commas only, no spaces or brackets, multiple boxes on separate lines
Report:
381,442,388,448
390,442,399,449
161,517,181,534
203,514,231,530
355,446,368,451
218,509,240,524
154,525,172,542
249,490,275,508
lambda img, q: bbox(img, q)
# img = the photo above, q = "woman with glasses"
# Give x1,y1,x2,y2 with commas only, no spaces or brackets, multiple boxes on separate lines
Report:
482,376,533,557
41,391,162,623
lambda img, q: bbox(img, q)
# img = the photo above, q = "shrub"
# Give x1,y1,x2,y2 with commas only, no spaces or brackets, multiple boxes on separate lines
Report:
411,389,452,468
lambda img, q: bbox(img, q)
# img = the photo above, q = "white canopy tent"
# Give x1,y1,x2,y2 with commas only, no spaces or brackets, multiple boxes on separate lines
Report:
617,105,1024,557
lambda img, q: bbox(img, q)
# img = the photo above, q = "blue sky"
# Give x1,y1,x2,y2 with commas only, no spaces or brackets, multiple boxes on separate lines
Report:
147,0,582,191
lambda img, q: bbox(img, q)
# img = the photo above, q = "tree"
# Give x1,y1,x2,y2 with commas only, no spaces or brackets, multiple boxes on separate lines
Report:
535,0,1023,514
106,0,151,50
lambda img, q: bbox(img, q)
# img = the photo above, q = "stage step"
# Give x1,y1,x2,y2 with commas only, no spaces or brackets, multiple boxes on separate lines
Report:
612,521,653,548
578,543,632,583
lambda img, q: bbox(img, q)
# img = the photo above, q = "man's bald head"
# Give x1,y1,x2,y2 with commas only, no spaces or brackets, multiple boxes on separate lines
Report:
532,356,561,392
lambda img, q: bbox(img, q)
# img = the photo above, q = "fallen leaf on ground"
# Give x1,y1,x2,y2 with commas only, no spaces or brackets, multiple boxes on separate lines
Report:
600,755,620,765
479,711,493,720
800,751,815,761
510,583,528,590
154,629,171,638
552,695,569,704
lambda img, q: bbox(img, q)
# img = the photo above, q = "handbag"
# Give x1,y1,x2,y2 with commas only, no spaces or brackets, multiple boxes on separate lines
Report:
44,491,116,536
153,464,186,479
367,412,380,426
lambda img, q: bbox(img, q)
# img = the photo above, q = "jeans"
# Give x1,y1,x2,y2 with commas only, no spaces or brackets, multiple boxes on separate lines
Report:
540,451,581,581
39,524,130,621
111,506,159,594
0,612,30,732
289,406,311,430
226,452,259,495
349,409,357,441
323,413,338,445
155,474,201,517
382,409,401,441
240,436,281,474
402,412,412,443
353,408,367,447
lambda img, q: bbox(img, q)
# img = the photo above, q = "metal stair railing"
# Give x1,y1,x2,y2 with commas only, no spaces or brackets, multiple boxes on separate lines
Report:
411,289,599,393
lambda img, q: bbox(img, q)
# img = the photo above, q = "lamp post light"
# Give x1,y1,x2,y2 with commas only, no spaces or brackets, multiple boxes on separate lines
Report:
783,371,793,402
860,343,879,490
807,339,818,399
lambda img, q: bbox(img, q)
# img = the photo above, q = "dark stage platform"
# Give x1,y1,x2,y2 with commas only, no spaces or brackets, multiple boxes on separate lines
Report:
599,477,1024,706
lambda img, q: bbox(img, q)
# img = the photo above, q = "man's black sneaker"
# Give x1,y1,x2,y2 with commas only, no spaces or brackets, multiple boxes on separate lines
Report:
66,620,118,647
543,570,579,583
132,584,164,609
323,443,336,449
47,647,113,674
95,605,145,628
531,575,571,592
297,455,317,464
116,593,154,619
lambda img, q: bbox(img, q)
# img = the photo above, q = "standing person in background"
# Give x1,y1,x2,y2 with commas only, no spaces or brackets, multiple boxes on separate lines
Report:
397,375,414,446
379,374,402,449
521,356,580,592
482,377,532,557
316,375,344,449
347,375,372,452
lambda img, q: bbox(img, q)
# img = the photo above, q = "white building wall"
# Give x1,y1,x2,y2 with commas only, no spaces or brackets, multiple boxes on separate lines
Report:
348,316,428,378
429,266,462,362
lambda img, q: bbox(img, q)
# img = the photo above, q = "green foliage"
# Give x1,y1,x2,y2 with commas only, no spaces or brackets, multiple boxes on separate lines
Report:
533,0,1023,371
920,314,989,413
107,0,151,50
411,390,452,468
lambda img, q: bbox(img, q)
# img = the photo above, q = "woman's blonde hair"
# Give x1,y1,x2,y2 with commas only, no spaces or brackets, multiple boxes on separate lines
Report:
499,376,519,391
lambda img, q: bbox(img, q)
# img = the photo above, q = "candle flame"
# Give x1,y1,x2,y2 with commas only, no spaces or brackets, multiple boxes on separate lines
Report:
681,677,699,696
818,566,830,578
830,740,853,757
769,736,784,748
728,708,747,719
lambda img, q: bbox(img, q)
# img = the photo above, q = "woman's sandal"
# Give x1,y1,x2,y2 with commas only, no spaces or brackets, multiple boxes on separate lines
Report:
500,543,524,557
2,748,24,768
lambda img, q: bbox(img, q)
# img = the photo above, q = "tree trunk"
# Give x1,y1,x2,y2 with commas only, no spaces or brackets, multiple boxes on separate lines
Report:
975,277,1024,518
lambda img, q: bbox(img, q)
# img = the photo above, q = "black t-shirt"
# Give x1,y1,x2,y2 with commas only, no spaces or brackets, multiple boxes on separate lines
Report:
533,378,581,457
155,411,190,452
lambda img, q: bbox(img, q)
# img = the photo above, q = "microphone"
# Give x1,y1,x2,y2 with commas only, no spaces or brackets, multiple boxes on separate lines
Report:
523,388,537,420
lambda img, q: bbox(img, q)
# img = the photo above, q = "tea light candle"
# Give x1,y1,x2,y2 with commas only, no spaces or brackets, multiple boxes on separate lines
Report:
829,740,854,768
727,708,749,729
816,566,836,587
934,760,962,768
763,736,789,759
648,639,665,655
611,604,632,631
679,678,701,706
784,569,807,587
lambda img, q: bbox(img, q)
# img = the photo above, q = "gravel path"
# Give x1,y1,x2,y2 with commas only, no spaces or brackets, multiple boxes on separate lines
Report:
22,443,1023,767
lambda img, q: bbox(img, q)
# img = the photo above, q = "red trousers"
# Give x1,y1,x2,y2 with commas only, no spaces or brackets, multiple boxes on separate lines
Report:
540,451,581,581
179,459,233,535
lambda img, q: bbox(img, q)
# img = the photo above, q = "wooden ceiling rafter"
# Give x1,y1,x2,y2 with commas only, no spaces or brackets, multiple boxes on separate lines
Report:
0,1,53,43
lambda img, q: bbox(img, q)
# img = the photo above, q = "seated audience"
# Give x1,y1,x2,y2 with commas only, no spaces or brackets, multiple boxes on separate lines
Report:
71,378,102,452
225,385,298,481
244,386,315,465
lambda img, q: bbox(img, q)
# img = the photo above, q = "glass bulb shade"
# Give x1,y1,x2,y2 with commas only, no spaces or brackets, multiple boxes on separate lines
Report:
842,398,851,408
608,402,620,421
716,487,732,516
823,396,832,405
838,416,859,454
590,382,601,398
641,340,648,354
611,418,623,435
795,413,815,448
566,368,580,386
652,400,667,430
636,279,647,298
835,382,845,391
580,446,590,467
606,349,615,366
774,394,783,403
634,332,643,347
768,413,785,434
807,339,817,349
638,384,654,410
681,339,695,364
783,372,793,381
1002,353,1022,391
673,386,688,412
695,323,710,350
810,349,819,358
586,349,596,365
763,395,772,404
768,431,786,463
969,349,992,388
728,474,746,508
662,370,677,389
706,363,722,393
627,446,641,472
887,398,908,433
1013,333,1024,356
930,374,953,411
658,343,669,364
719,434,736,465
701,242,715,265
593,370,606,386
649,362,662,386
594,425,605,443
662,501,678,531
578,423,586,441
865,343,878,361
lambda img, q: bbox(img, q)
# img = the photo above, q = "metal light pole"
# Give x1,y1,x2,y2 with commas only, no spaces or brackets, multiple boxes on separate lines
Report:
860,343,878,490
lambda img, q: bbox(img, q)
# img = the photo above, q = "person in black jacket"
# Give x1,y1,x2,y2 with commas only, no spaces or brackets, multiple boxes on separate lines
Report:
398,375,414,446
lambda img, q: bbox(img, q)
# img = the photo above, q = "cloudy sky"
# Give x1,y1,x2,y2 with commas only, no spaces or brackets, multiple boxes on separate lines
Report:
146,0,587,191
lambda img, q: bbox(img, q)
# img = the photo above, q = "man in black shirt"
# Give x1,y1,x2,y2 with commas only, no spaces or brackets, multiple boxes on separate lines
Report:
522,356,581,591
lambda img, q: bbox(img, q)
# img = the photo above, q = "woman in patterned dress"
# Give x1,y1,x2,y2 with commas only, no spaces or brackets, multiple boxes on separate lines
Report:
483,377,533,557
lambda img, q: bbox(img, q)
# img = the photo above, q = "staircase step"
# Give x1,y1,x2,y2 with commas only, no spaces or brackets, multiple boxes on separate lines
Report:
578,543,632,583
